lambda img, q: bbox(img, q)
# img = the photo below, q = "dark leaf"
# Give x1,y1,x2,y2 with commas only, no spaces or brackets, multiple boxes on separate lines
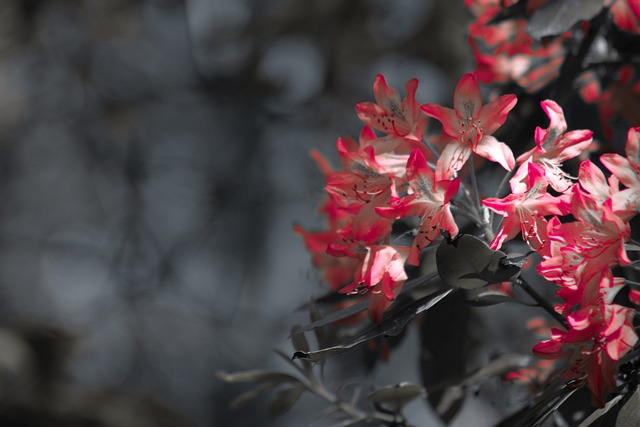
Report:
420,291,471,424
526,0,603,40
307,298,329,349
436,234,520,289
494,378,580,427
616,387,640,426
487,0,529,25
291,325,309,353
460,353,532,387
297,272,440,334
577,395,622,427
293,287,453,362
367,383,425,409
465,290,535,307
269,387,304,420
217,370,302,385
625,244,640,252
229,382,280,411
297,298,370,333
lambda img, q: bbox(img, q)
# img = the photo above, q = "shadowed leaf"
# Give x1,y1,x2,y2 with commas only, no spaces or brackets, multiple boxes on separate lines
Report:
616,387,640,426
578,394,622,427
291,325,310,353
367,383,425,409
420,290,474,424
217,370,302,385
465,290,535,307
297,273,440,334
229,382,280,411
526,0,603,40
270,387,305,420
293,287,453,362
494,379,580,427
436,235,520,289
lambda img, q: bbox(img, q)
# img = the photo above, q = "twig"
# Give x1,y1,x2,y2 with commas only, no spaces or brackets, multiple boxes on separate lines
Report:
515,277,568,330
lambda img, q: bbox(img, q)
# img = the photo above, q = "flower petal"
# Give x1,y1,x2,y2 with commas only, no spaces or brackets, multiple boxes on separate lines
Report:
421,104,459,137
454,73,482,119
474,135,515,171
479,94,518,135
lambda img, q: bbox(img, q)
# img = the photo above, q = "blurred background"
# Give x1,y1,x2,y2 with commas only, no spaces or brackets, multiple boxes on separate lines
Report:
0,0,475,426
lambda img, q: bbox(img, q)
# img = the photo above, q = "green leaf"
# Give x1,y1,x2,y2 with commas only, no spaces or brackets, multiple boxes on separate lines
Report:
436,234,520,289
367,383,425,409
293,287,453,362
617,387,640,426
216,370,302,385
270,387,305,420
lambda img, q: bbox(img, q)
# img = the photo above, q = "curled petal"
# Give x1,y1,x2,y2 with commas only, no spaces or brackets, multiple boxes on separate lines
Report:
435,141,472,179
533,339,563,359
474,135,515,171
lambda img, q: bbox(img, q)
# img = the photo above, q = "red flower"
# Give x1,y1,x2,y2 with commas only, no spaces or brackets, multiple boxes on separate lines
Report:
356,75,427,144
601,127,640,217
421,73,516,179
376,149,459,265
533,303,638,407
510,100,593,194
483,163,569,251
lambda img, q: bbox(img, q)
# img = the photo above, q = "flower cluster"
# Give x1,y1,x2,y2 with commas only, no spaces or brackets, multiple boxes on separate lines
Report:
530,127,640,406
467,0,571,92
298,67,640,406
292,0,640,416
297,73,521,322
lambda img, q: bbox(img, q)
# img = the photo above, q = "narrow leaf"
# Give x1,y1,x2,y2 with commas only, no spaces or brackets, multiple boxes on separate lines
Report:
229,381,280,411
494,379,580,427
367,383,425,408
293,287,453,362
578,394,622,427
291,325,310,353
617,387,640,427
526,0,603,40
217,370,302,385
270,387,305,420
298,273,439,334
465,290,535,307
460,354,531,387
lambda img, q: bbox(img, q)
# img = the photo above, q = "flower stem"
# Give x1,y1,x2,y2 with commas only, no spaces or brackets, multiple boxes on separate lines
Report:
515,277,568,330
468,156,482,215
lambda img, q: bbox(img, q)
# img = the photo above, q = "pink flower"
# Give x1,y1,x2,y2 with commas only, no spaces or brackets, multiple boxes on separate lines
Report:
609,0,640,34
533,303,638,407
356,75,427,144
339,244,410,323
325,138,396,211
510,100,593,194
421,73,516,179
483,163,569,251
376,149,459,265
600,127,640,217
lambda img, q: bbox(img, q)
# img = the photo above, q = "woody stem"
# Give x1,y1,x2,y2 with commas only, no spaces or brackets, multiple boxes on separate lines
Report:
515,277,568,330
